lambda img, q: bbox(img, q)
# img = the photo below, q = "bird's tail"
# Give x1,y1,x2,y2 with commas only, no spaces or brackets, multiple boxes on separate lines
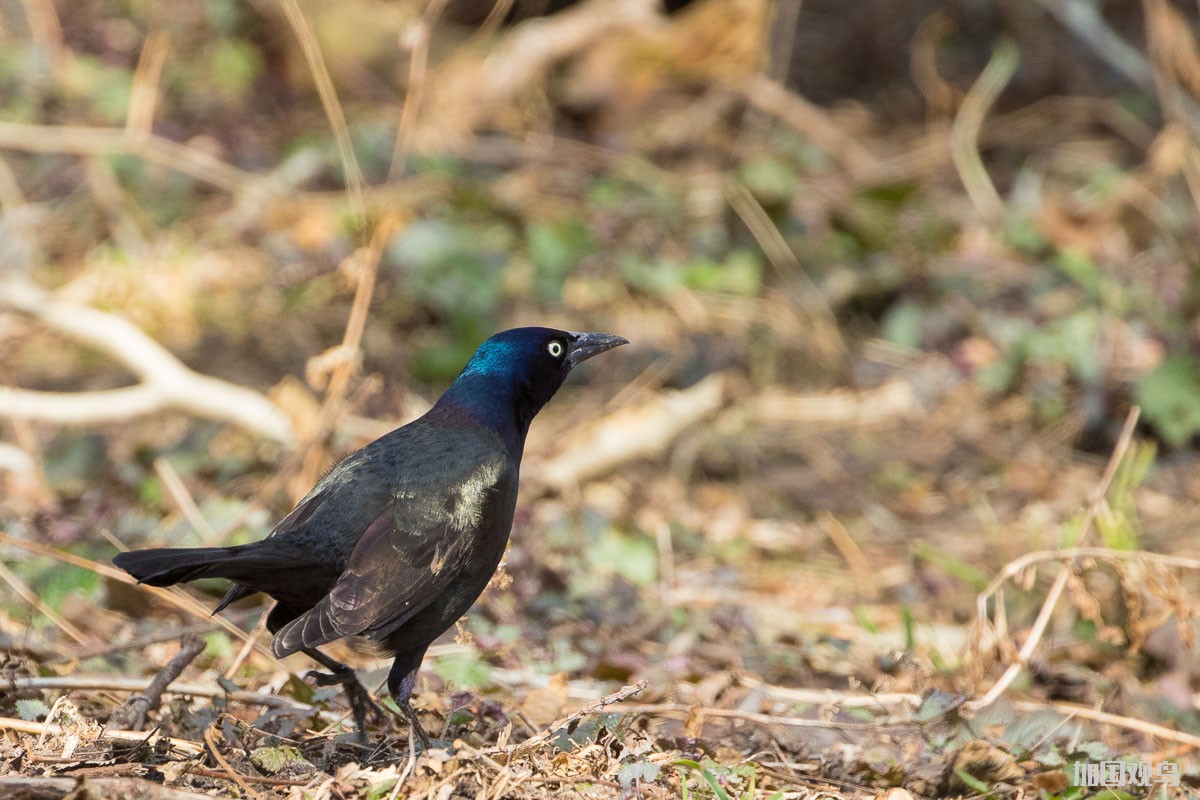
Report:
114,546,250,587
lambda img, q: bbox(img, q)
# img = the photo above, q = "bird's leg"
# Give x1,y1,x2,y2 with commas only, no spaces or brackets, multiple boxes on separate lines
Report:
301,647,385,742
387,648,432,751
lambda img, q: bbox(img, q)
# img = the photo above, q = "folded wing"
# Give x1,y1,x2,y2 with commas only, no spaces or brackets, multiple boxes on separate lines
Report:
272,457,505,657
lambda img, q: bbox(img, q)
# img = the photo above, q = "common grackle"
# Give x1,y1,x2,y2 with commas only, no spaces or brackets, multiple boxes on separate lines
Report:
114,327,627,747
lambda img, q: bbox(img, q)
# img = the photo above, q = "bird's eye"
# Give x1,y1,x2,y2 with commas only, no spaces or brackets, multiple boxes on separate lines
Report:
547,341,564,358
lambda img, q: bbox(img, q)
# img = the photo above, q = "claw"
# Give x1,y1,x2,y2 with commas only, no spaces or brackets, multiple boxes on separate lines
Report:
304,669,344,688
302,663,387,743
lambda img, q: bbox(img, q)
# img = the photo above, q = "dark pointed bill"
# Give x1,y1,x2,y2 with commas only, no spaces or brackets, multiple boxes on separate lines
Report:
566,331,628,367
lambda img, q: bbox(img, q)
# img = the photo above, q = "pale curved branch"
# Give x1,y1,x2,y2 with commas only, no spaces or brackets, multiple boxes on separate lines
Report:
0,279,295,444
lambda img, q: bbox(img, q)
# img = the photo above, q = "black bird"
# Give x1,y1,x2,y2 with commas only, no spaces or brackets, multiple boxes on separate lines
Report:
114,327,627,746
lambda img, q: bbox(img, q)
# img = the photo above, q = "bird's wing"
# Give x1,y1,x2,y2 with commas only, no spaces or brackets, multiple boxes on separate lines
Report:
271,454,507,657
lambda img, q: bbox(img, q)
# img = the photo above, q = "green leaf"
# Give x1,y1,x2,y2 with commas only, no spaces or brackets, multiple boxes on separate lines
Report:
528,220,593,300
586,527,657,586
682,250,763,296
913,689,963,723
429,651,491,690
250,745,306,774
954,767,992,795
1054,247,1100,296
365,777,399,800
738,157,798,205
1136,356,1200,448
209,39,263,100
16,698,50,721
880,301,923,349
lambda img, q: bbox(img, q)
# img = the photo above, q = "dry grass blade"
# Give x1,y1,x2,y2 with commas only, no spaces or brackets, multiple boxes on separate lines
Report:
0,531,276,663
204,725,266,800
389,0,448,181
289,217,397,499
0,559,89,644
969,406,1141,710
276,0,364,222
738,74,877,177
951,39,1020,221
153,457,219,545
126,30,169,135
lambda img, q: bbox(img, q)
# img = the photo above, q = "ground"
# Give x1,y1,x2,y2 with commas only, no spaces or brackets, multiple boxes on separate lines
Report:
2,0,1200,798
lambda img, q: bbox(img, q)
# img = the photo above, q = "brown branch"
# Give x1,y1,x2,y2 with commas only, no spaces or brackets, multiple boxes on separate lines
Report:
416,0,660,149
108,632,207,731
588,702,911,732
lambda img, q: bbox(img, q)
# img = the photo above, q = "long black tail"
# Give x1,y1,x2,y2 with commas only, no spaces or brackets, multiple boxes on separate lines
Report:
113,546,241,587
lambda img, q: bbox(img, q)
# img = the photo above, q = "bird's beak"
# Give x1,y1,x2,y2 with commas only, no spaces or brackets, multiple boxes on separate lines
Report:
566,331,628,367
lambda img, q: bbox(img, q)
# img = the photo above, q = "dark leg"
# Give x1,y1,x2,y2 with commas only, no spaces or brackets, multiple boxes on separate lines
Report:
387,647,431,750
302,647,384,743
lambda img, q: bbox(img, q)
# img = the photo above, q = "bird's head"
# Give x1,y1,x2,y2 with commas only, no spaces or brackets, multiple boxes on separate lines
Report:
439,327,628,444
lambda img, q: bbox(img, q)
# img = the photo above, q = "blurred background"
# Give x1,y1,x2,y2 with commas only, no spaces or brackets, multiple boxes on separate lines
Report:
2,0,1200,795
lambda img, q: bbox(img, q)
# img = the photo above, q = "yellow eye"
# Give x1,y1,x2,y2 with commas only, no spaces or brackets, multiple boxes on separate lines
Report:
547,341,564,358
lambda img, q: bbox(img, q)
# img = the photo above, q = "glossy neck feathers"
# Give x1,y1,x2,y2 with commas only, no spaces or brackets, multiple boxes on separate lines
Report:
431,369,549,458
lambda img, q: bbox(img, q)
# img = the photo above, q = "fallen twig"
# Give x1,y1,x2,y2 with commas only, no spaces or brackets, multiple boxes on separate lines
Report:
503,680,647,755
0,121,261,194
0,559,89,645
533,373,727,492
736,675,921,712
108,632,207,731
0,278,294,444
752,379,918,426
0,716,203,755
6,675,313,712
1012,699,1200,750
593,702,912,732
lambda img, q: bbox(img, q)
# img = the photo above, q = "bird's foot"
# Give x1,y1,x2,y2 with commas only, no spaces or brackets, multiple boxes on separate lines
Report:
383,699,433,752
304,667,390,741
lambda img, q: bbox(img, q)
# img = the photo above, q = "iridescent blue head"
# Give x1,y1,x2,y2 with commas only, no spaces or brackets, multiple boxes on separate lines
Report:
435,327,628,449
